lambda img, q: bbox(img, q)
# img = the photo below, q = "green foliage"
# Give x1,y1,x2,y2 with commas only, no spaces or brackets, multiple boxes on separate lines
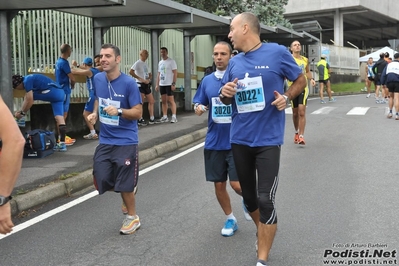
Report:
174,0,291,27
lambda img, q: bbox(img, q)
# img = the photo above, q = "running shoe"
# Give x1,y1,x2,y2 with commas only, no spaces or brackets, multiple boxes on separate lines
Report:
242,200,252,221
387,113,393,119
298,135,306,145
170,117,178,123
221,219,238,237
120,215,141,235
159,117,169,123
148,119,155,125
396,115,399,120
366,93,371,98
256,261,267,266
320,100,326,104
83,133,98,140
294,133,299,144
65,136,76,146
53,143,67,152
328,98,336,103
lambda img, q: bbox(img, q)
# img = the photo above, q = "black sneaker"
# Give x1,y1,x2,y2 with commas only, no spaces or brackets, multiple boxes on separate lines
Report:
148,119,155,125
138,118,147,126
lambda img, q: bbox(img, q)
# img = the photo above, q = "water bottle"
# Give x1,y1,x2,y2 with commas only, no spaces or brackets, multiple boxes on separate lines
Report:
15,117,26,128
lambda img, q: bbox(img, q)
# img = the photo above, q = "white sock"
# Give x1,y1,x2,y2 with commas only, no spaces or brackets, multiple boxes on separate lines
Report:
295,130,298,134
226,212,236,221
163,115,167,119
90,130,96,135
172,114,176,118
150,116,154,120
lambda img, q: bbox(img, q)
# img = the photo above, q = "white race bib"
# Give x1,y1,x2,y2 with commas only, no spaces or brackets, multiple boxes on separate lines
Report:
98,97,121,126
235,74,265,113
211,97,232,124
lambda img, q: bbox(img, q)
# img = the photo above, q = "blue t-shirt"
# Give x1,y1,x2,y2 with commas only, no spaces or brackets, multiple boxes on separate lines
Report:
87,68,101,91
93,72,142,145
55,57,72,94
221,43,302,147
23,74,61,92
193,73,231,150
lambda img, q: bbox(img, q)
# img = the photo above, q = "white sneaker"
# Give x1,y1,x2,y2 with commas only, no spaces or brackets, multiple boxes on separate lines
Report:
242,200,252,221
170,117,177,123
366,93,371,98
159,117,169,123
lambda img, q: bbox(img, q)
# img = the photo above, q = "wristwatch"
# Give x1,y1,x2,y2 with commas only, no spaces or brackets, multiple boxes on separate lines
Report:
0,195,12,206
282,95,290,106
117,108,123,116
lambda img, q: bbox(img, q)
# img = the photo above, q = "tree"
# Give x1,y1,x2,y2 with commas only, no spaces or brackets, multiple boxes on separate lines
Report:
174,0,291,27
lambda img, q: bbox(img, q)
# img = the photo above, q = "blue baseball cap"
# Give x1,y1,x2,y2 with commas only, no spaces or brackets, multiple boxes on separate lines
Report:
83,57,93,65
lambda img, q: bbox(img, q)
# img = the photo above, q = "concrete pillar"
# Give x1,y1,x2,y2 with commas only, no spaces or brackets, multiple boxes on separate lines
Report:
151,30,162,117
0,11,17,111
92,24,109,55
334,9,344,46
183,35,193,111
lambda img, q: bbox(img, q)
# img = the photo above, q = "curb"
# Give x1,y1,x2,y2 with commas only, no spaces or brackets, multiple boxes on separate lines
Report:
11,127,207,216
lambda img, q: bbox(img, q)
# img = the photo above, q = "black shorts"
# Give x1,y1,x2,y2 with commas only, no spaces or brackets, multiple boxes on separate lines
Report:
93,144,139,194
160,85,173,96
368,77,375,81
291,86,309,108
319,79,330,85
204,149,238,182
138,83,151,95
387,82,399,93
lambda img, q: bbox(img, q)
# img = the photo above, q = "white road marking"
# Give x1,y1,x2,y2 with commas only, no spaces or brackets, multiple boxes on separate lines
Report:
0,142,205,240
346,107,370,115
311,107,337,114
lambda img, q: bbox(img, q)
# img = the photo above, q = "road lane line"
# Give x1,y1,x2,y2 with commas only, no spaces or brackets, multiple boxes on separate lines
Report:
0,142,205,240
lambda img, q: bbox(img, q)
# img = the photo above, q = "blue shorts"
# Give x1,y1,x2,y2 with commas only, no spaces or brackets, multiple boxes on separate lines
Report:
33,87,65,117
93,144,139,195
63,93,71,113
84,90,95,112
204,149,238,182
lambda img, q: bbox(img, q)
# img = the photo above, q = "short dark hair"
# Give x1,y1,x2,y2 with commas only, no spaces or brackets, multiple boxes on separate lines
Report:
160,47,168,53
94,54,100,59
60,44,71,54
101,43,121,57
380,52,385,59
216,41,233,54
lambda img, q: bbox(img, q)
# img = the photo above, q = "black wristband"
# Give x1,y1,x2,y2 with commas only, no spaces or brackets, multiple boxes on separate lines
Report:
20,110,26,116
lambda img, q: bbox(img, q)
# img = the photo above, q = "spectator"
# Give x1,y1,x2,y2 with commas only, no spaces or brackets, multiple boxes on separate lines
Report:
155,47,178,123
129,49,157,125
13,74,68,152
71,57,101,139
55,44,76,145
365,57,375,98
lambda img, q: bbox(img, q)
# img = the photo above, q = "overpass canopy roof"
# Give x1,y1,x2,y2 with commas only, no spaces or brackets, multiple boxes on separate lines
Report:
0,0,317,44
284,0,399,49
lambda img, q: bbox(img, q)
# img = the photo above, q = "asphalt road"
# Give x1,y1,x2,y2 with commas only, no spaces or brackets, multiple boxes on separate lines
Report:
1,94,398,266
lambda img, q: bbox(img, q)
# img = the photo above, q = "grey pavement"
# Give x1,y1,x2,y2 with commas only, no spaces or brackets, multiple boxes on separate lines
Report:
10,111,208,216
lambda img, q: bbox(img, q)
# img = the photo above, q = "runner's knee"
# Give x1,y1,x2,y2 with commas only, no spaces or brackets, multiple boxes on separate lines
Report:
258,192,277,224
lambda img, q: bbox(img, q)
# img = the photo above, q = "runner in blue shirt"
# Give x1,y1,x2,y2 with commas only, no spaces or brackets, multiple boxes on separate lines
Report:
219,12,307,266
87,44,142,235
12,73,68,151
193,41,252,238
